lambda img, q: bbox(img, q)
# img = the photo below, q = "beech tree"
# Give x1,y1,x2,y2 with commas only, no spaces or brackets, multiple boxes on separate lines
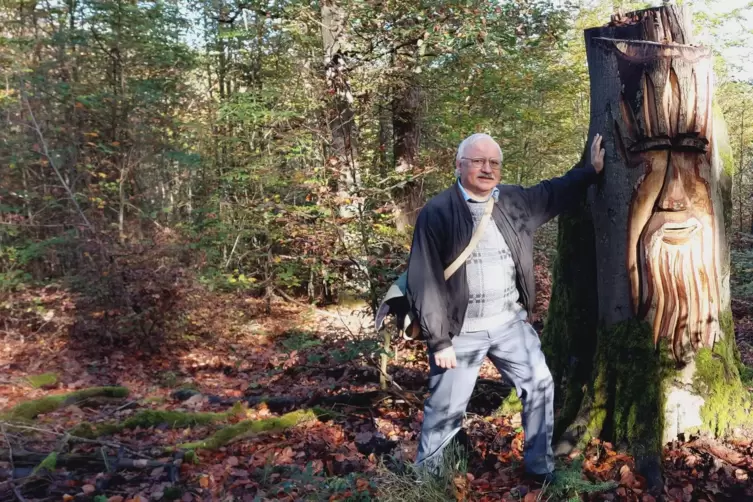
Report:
543,4,751,491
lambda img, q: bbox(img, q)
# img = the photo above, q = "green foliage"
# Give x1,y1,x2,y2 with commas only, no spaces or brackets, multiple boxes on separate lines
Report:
0,270,32,293
31,452,58,475
280,330,323,352
252,462,374,502
731,247,753,298
495,388,523,416
543,458,617,501
375,441,468,502
330,339,382,365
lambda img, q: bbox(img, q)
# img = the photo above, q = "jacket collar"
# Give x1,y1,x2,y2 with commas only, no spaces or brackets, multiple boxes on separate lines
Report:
456,178,499,202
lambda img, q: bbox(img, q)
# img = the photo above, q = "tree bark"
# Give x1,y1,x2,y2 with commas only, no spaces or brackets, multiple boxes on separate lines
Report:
320,1,360,220
543,5,748,493
392,71,423,232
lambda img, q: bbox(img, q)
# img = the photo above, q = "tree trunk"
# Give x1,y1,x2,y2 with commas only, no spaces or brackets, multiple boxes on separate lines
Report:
392,73,423,232
543,5,748,492
320,1,360,220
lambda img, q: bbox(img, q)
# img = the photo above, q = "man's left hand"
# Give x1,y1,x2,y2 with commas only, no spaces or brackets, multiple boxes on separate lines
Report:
591,133,605,174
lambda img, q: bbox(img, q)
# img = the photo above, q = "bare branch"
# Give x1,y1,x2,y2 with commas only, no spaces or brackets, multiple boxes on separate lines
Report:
21,87,93,231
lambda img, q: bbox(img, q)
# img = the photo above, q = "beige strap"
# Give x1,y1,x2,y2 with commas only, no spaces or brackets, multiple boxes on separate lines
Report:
443,197,495,280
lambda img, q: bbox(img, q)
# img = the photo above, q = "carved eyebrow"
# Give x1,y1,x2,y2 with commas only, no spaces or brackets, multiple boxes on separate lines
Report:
628,136,708,154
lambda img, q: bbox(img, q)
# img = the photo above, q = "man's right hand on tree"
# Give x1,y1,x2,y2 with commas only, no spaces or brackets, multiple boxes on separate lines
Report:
434,346,457,369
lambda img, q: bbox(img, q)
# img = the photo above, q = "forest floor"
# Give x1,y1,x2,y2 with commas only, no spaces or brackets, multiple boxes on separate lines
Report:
1,241,753,502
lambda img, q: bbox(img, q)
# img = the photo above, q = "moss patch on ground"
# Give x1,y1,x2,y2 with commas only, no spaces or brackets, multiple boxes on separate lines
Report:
180,408,323,450
25,372,58,389
2,387,130,420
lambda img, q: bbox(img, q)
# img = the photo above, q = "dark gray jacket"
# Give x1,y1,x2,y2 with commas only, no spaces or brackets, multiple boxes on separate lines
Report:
406,166,599,353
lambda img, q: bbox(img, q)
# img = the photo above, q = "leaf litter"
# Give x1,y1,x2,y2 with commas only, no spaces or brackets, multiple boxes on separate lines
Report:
0,249,751,501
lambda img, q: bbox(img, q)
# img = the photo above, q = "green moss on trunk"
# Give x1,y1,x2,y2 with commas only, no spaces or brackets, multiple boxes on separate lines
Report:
2,387,129,420
606,321,675,457
541,196,599,434
180,408,323,450
692,309,752,436
557,320,675,459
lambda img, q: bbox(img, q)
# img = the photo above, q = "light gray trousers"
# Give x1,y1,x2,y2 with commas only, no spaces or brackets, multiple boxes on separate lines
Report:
415,314,555,475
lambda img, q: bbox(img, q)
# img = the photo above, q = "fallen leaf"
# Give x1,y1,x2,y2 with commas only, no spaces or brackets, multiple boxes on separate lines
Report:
226,456,239,467
354,431,373,444
107,497,124,502
524,490,541,502
63,495,74,502
276,447,295,464
82,484,95,495
151,466,165,478
453,473,468,501
199,475,210,488
183,393,208,410
619,464,636,486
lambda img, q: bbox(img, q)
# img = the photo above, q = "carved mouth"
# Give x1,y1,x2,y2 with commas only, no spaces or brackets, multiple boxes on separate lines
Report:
660,220,700,244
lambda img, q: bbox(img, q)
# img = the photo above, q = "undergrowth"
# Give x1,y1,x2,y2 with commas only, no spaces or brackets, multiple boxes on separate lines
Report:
543,458,618,501
374,442,468,502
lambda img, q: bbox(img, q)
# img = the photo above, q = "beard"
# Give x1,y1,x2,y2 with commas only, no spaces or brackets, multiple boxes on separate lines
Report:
639,219,720,363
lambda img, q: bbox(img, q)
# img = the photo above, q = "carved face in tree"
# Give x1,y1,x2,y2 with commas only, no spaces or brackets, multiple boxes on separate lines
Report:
612,42,721,363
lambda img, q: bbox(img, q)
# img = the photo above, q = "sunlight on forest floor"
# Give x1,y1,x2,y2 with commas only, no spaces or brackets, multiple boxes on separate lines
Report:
1,248,752,501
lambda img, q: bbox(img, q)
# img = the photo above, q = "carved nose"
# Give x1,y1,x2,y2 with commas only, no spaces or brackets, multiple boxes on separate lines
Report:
657,162,690,212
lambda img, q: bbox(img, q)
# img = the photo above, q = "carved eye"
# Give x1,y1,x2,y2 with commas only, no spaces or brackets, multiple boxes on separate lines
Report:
629,136,708,154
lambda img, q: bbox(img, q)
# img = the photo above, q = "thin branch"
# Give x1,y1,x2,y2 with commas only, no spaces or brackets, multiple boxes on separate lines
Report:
0,221,75,228
1,424,27,502
0,422,152,460
224,233,242,269
21,89,93,231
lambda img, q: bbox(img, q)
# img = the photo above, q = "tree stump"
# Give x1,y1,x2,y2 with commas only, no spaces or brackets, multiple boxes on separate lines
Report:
542,5,750,491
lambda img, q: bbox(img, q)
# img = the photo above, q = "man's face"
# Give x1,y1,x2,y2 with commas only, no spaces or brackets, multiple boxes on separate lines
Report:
628,148,720,362
456,138,502,196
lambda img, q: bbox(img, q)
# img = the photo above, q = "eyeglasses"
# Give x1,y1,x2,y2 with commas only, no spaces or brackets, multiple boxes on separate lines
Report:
460,157,502,170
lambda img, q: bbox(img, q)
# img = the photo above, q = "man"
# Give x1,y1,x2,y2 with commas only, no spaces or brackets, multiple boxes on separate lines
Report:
406,132,605,481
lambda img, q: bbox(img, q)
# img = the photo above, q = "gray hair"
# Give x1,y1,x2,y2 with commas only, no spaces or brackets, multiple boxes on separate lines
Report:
455,133,503,176
455,132,502,162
